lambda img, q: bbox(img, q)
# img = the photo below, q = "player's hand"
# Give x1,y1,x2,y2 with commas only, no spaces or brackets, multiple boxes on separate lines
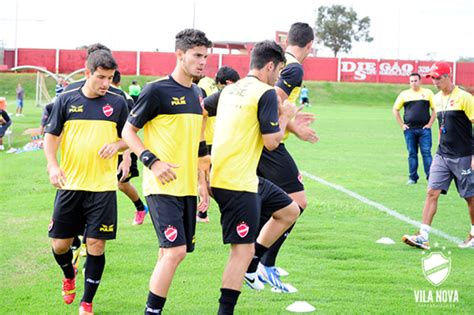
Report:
48,165,67,189
117,157,131,182
198,155,211,183
294,111,316,126
197,181,210,212
279,100,300,120
0,117,6,124
150,161,179,185
402,124,409,130
422,124,432,129
98,142,120,159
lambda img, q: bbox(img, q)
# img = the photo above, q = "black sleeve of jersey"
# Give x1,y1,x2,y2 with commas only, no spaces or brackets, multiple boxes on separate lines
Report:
204,91,221,116
116,98,130,138
200,87,207,98
1,110,10,122
257,89,280,134
45,97,67,136
127,83,161,129
64,79,85,92
40,103,54,127
126,98,135,111
275,64,304,97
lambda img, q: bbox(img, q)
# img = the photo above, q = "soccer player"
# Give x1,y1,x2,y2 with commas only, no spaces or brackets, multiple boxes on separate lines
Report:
402,62,474,250
392,73,436,185
196,66,241,223
256,22,318,290
110,70,148,225
44,50,129,315
122,29,212,314
211,40,300,314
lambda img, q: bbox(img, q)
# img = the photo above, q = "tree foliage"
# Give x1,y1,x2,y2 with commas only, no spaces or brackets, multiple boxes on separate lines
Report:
315,5,373,57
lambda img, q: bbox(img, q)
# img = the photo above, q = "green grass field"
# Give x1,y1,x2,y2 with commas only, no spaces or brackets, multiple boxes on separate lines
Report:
1,75,473,314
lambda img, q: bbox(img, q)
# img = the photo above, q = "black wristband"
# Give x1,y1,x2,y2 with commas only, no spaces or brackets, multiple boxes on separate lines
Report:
198,141,208,157
139,149,159,169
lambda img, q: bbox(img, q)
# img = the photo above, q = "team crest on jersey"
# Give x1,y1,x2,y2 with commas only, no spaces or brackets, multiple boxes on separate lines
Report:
164,226,178,242
48,220,54,231
236,222,249,238
103,104,113,117
449,99,455,107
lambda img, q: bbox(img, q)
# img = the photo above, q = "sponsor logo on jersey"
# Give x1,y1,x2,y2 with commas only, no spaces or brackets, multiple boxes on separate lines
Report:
69,105,84,113
171,96,186,105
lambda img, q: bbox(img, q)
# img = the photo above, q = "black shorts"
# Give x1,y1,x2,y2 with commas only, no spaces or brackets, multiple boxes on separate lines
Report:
117,153,139,183
257,143,304,194
48,190,117,240
258,177,294,229
145,194,197,253
212,178,292,245
301,97,309,104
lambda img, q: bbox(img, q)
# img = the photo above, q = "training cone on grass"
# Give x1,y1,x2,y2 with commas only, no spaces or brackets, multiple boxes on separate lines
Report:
286,301,316,313
376,237,396,245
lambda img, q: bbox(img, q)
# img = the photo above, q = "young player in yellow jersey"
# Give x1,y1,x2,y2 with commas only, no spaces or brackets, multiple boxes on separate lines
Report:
44,50,129,315
122,29,212,314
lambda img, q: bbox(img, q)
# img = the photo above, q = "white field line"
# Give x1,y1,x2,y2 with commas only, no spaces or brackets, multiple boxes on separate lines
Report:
301,171,463,245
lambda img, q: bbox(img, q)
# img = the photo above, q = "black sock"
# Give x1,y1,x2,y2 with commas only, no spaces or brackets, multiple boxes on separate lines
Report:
197,211,208,219
53,248,75,279
247,242,268,273
134,198,145,211
72,236,81,249
218,288,240,315
81,253,105,303
145,291,166,314
261,207,304,266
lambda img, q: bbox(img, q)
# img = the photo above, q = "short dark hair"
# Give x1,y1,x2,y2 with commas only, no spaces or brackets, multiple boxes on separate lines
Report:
409,72,421,80
250,40,286,70
87,50,117,73
175,29,212,52
132,80,137,85
288,22,314,47
215,66,240,85
87,43,111,57
112,69,121,84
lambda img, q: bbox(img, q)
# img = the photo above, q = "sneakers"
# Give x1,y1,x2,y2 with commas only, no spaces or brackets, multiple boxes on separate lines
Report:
244,272,264,290
61,276,76,304
132,206,148,225
257,263,289,292
458,234,474,249
79,302,93,315
402,232,430,250
406,179,417,185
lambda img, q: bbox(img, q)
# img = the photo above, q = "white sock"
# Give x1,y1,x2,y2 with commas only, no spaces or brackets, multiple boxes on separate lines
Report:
470,225,474,236
420,224,431,240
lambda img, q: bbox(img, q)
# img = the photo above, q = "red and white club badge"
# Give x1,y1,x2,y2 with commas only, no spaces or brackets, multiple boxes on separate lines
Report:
164,226,178,242
236,222,249,238
103,104,113,117
48,220,54,232
297,173,304,184
198,95,204,109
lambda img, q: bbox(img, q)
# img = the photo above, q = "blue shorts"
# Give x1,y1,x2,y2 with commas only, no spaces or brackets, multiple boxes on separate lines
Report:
17,99,23,108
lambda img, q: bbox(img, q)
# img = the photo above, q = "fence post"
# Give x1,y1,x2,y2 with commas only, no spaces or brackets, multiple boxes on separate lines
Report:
55,48,60,75
337,57,341,82
453,61,457,85
136,51,140,76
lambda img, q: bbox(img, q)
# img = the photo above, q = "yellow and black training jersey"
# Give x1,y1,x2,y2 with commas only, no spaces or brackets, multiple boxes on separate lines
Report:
203,90,221,145
128,76,203,197
45,87,129,191
276,52,303,105
211,76,280,193
434,86,474,158
393,87,434,128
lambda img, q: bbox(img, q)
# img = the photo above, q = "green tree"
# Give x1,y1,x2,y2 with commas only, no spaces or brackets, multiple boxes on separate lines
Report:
315,5,373,57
